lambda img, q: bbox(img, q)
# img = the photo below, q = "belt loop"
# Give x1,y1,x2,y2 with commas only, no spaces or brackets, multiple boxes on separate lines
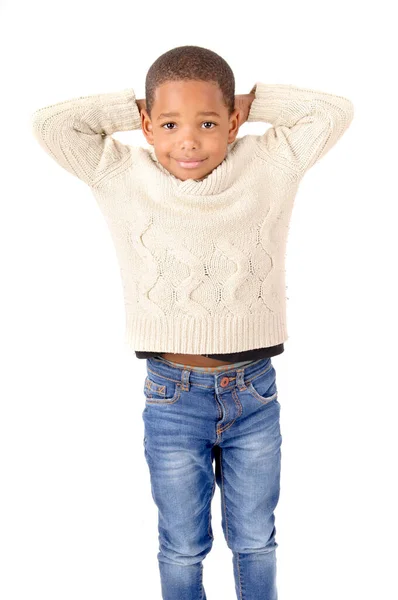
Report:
236,367,247,391
180,368,191,391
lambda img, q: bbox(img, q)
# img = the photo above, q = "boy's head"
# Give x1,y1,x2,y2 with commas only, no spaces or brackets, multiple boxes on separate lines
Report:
140,45,241,182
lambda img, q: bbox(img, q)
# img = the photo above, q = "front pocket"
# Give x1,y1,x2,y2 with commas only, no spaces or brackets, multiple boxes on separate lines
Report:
247,383,278,405
245,365,278,405
143,375,181,404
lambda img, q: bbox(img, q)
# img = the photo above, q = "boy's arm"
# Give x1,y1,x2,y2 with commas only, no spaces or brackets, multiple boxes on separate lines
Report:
246,82,354,176
31,88,142,187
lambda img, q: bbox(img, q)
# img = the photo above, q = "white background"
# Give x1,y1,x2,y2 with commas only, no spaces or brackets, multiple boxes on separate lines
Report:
1,0,397,598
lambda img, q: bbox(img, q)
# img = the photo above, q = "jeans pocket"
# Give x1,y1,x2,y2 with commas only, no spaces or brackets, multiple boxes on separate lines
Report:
245,365,279,405
143,373,181,404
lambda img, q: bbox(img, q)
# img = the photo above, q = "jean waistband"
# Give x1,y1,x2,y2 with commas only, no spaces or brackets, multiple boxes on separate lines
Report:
147,355,274,389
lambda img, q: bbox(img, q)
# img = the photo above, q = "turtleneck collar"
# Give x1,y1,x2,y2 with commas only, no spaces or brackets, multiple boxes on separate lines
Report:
145,141,240,196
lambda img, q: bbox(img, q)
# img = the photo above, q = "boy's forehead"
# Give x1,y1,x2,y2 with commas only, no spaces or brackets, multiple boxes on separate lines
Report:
153,80,225,112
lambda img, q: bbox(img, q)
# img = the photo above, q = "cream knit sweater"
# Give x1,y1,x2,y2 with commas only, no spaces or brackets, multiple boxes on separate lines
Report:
31,82,354,354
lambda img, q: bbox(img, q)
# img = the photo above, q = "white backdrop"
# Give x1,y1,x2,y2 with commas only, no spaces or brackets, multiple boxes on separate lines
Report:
1,0,397,598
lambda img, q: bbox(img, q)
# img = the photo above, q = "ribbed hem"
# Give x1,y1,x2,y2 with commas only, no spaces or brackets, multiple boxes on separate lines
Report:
124,313,288,354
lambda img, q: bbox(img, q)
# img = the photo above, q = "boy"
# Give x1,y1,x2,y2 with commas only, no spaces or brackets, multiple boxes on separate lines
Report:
31,45,354,599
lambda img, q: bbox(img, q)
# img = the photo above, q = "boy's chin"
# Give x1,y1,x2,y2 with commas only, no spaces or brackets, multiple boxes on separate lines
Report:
171,163,212,182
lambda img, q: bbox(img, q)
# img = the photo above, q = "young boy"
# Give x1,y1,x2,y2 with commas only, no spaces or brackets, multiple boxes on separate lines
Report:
31,45,354,599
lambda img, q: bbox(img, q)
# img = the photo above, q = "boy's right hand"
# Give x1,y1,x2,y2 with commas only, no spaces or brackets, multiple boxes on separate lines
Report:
234,93,255,125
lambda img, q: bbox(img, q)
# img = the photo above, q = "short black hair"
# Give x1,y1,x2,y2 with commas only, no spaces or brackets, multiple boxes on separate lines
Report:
145,45,235,119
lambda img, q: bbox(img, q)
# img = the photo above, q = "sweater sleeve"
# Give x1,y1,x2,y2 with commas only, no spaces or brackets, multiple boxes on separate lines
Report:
31,88,142,187
247,82,354,176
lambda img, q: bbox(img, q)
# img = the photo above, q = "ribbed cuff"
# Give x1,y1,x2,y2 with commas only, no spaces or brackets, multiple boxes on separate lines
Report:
247,82,293,125
98,88,142,133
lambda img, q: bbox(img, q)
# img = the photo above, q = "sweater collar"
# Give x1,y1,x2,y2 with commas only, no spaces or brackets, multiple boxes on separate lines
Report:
146,143,238,196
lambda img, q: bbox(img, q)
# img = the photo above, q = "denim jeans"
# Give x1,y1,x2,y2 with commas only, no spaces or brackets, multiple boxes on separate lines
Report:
142,355,282,600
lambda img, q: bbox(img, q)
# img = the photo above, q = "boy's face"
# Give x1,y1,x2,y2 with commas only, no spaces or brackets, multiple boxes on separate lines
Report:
140,80,241,182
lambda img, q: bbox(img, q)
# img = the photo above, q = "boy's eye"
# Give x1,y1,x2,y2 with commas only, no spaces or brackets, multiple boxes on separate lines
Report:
161,122,217,130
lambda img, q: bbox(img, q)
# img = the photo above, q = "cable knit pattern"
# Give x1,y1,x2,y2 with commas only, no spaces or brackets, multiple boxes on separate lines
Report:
31,83,354,354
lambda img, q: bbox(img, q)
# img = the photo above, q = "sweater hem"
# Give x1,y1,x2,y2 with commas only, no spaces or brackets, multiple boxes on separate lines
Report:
124,312,288,354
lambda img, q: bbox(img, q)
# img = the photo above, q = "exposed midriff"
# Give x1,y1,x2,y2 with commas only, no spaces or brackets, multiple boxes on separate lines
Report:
160,353,233,367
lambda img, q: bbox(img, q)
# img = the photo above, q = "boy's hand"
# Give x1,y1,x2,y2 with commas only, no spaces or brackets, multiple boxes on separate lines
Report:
234,93,255,125
136,99,146,113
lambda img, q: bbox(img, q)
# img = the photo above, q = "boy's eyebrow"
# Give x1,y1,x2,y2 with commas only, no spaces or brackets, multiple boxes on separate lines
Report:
156,111,221,120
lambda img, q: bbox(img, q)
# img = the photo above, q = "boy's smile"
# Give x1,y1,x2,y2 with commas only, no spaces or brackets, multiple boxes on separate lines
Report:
140,80,241,182
173,158,207,169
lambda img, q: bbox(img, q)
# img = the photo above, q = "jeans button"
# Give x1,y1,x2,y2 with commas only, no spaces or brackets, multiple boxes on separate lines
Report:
220,376,229,387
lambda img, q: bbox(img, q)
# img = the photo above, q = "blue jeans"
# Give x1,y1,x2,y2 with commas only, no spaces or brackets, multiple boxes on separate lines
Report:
142,355,282,600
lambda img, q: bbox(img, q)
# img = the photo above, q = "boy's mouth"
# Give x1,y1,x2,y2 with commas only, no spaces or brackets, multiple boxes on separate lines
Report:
174,158,207,169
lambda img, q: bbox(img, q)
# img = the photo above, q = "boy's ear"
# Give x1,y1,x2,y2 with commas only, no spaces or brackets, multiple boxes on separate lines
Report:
234,108,242,126
140,108,154,145
227,108,242,143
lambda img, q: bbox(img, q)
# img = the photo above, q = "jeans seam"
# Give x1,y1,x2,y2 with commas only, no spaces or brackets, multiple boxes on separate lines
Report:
220,448,230,546
237,552,243,599
208,479,216,541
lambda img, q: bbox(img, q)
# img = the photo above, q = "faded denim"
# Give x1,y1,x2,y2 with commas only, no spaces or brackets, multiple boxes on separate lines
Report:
142,355,282,600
